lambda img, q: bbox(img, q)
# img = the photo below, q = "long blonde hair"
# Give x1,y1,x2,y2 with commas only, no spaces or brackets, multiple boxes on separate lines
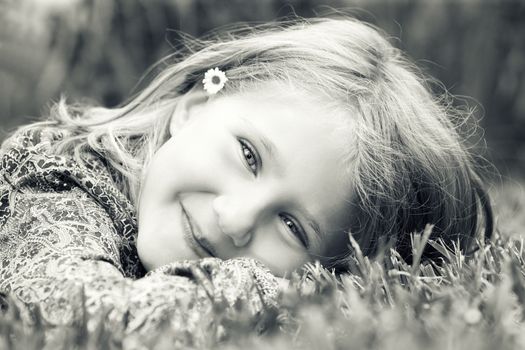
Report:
15,16,493,272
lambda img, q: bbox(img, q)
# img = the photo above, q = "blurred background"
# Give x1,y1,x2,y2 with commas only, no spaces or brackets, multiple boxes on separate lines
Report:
0,0,524,178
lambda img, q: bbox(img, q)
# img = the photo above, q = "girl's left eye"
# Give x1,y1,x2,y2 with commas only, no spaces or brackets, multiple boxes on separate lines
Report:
280,214,309,249
238,139,260,175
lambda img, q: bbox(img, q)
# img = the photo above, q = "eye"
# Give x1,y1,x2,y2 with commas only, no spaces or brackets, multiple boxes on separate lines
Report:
238,138,260,175
279,214,309,249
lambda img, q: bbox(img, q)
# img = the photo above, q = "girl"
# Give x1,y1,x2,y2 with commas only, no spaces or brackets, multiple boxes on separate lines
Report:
0,16,493,345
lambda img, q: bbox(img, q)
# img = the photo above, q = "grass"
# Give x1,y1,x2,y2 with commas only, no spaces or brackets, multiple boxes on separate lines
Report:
1,180,525,349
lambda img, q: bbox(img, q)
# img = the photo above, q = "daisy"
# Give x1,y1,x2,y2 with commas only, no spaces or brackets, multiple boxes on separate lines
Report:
202,67,228,94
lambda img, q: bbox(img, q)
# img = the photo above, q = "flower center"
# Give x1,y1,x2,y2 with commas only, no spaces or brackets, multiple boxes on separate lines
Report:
212,76,221,84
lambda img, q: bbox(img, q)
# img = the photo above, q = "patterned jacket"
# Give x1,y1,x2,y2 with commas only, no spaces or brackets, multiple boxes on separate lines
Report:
0,126,279,347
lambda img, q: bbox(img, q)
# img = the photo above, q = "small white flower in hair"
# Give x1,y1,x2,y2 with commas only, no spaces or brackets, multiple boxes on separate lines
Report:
202,67,228,94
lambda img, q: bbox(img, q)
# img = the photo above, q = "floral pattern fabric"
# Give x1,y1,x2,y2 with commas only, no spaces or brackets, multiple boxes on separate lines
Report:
0,126,279,347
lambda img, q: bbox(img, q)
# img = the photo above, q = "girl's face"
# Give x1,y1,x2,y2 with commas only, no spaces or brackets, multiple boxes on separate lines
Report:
137,87,354,277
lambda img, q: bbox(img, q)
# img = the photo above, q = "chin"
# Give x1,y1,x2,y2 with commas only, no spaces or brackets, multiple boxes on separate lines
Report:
137,230,201,271
136,234,157,272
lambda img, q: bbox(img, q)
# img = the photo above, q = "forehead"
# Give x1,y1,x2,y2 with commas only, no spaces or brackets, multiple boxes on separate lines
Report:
212,85,353,152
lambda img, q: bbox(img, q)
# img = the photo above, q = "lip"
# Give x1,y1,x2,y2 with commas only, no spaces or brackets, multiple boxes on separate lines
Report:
180,203,217,258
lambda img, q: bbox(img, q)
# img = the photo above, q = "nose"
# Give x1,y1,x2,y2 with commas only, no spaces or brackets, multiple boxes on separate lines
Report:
213,194,262,247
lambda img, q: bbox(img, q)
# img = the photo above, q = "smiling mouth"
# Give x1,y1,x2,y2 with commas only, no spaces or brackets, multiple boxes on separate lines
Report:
180,204,216,258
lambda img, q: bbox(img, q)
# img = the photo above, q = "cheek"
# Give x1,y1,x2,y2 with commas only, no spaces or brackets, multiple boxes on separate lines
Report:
251,233,310,275
162,132,212,173
169,122,221,166
149,126,237,195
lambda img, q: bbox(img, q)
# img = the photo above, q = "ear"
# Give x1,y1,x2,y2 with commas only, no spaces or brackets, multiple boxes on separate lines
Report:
169,89,209,136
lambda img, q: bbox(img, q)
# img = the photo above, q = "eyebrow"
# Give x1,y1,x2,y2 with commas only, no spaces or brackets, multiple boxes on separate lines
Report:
239,116,324,251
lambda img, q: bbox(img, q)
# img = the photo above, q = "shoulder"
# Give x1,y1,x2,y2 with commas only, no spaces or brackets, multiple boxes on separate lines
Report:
0,124,142,277
0,124,131,215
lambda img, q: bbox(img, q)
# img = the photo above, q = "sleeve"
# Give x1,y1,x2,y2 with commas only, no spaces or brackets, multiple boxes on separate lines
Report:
0,187,280,347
